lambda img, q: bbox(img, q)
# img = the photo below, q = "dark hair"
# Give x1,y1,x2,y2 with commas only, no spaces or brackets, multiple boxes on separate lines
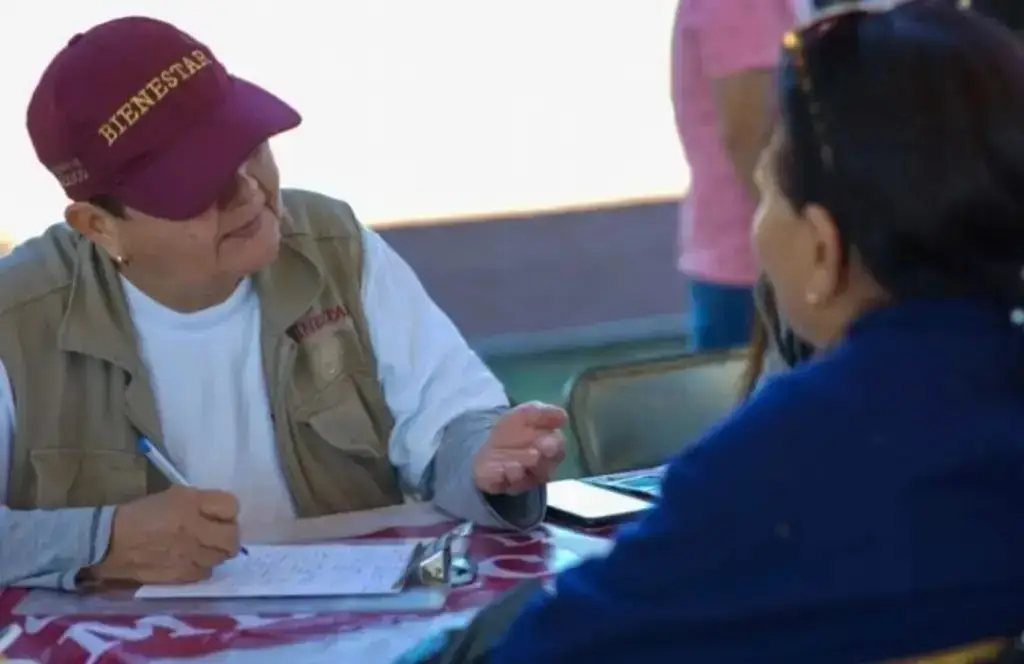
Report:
971,0,1024,31
776,1,1024,311
88,195,127,219
815,0,1024,29
741,318,769,399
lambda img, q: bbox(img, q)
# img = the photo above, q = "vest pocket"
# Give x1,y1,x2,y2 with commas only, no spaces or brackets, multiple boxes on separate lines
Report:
28,449,148,509
295,374,387,459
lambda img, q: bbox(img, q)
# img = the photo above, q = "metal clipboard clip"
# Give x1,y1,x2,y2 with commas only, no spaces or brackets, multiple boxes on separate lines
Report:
394,523,477,590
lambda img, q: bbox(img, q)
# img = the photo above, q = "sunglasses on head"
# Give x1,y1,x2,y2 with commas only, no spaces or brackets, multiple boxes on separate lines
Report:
782,0,973,173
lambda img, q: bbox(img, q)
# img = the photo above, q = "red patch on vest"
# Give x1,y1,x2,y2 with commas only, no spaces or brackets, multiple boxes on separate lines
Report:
289,305,349,342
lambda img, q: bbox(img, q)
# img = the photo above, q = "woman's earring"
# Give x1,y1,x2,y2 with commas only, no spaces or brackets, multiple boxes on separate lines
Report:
805,290,821,306
113,254,129,268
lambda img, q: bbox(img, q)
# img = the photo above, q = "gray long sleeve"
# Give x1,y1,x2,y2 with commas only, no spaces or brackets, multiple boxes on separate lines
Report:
0,352,116,591
0,505,115,591
427,407,545,531
0,407,542,593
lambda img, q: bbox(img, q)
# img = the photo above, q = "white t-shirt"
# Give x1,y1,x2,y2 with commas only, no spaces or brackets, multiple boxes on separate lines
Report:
0,226,507,528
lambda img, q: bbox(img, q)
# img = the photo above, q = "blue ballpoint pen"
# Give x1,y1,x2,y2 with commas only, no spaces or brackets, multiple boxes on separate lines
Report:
136,436,248,556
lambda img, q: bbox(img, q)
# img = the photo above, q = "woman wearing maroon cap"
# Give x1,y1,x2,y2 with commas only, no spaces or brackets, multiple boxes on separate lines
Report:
0,17,565,591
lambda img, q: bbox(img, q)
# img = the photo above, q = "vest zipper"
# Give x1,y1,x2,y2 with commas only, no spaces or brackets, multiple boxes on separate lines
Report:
274,338,305,514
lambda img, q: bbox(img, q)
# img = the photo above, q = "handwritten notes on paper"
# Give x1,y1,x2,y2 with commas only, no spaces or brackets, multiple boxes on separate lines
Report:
135,543,419,599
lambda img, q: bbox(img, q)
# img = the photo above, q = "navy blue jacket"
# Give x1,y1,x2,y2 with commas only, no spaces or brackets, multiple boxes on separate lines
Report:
491,300,1024,663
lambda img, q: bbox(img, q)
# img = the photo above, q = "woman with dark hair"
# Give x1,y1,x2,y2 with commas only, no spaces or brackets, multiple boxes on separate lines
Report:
740,0,1024,399
398,2,1024,662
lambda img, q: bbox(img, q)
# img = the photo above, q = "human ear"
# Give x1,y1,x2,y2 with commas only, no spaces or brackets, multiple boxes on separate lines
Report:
65,202,127,260
801,203,844,304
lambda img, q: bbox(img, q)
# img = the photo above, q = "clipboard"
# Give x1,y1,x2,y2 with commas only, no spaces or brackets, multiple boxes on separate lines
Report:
395,523,477,590
14,525,478,617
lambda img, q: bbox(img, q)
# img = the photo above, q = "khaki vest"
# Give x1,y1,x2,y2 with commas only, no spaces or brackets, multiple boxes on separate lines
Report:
0,189,404,516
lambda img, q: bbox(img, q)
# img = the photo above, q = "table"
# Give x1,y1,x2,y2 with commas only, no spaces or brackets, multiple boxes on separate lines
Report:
0,504,614,663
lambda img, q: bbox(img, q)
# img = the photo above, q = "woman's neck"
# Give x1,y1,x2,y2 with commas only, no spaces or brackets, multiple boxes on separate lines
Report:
119,267,242,313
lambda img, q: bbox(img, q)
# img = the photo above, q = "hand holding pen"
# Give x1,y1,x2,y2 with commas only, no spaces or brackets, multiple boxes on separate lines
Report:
136,437,247,556
81,439,245,586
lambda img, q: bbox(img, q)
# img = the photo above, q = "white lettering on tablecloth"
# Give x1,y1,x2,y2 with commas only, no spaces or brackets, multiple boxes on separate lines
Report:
23,613,314,664
60,616,215,664
480,532,545,548
5,525,607,662
477,554,550,580
22,617,59,633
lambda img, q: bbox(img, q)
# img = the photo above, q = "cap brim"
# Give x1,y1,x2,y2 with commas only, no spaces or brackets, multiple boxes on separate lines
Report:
112,77,301,220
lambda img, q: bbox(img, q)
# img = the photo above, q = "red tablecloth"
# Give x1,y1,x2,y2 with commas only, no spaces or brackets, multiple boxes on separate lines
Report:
0,511,612,663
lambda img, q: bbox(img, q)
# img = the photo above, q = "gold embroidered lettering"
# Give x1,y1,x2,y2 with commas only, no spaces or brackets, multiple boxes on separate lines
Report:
115,102,140,126
145,77,169,100
50,159,90,187
182,55,203,75
98,124,120,146
130,90,156,114
96,51,213,146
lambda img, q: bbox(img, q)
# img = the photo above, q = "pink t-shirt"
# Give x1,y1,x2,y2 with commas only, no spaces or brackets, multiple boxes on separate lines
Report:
671,0,794,285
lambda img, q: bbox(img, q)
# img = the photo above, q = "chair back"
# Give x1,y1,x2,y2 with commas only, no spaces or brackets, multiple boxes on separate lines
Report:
891,637,1009,663
565,349,748,476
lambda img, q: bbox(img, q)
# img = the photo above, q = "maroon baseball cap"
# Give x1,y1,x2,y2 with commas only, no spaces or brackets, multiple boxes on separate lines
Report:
26,16,301,220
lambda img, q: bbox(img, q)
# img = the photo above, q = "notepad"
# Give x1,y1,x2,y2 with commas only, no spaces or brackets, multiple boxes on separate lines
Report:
135,543,419,599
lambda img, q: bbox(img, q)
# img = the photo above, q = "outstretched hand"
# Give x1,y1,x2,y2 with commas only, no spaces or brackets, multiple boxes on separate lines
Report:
472,402,567,495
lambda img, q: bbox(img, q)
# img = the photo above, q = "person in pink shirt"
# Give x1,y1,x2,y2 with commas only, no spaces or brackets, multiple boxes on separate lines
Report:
671,0,794,350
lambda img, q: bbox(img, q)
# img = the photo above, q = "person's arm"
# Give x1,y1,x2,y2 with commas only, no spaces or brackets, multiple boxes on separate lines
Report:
359,226,542,530
0,359,116,591
702,1,787,200
485,378,830,663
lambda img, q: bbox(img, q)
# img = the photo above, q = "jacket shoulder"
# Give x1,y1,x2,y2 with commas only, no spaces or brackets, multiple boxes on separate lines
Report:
0,224,79,317
281,189,362,240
